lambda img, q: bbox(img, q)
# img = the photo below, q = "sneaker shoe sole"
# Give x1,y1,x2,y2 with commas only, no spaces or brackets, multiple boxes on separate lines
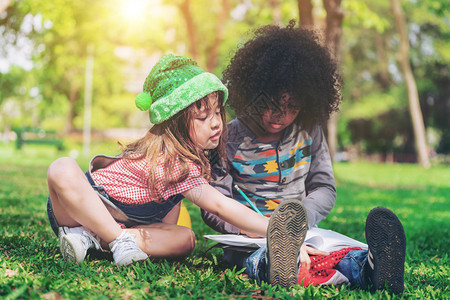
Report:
365,207,406,294
115,251,148,267
60,234,87,264
267,199,308,288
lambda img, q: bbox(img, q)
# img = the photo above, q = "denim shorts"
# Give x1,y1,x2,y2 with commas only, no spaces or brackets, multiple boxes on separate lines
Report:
47,171,184,235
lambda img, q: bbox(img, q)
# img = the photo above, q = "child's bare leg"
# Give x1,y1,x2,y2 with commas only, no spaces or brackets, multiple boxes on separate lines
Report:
128,223,196,258
47,157,122,243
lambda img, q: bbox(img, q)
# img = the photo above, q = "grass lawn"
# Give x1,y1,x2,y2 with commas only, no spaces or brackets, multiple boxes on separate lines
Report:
0,144,449,299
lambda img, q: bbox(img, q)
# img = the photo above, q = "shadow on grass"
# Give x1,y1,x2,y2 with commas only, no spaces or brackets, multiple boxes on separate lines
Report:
0,212,47,228
329,181,450,256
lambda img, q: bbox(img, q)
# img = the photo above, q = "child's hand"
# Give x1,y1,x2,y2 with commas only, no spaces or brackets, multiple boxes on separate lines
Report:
299,244,330,270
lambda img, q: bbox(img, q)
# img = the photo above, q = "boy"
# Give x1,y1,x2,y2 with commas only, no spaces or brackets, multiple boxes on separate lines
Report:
202,21,406,294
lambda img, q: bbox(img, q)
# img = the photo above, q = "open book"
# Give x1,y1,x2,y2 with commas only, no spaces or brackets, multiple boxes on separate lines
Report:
204,227,367,253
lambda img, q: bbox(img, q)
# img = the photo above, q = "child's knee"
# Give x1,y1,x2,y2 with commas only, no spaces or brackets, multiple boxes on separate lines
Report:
184,227,196,252
47,157,79,186
169,227,196,256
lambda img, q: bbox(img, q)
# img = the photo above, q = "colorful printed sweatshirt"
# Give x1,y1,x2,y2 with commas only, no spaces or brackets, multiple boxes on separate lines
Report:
201,118,336,234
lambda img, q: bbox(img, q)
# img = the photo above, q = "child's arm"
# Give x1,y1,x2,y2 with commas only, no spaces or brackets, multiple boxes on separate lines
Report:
183,184,268,237
303,126,336,228
201,173,241,234
201,122,243,234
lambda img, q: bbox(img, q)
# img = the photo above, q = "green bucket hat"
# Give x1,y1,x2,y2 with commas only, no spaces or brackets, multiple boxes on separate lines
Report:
135,54,228,124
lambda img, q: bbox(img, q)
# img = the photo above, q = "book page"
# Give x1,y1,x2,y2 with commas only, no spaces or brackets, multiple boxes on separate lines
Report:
204,227,367,252
305,228,368,252
204,234,265,248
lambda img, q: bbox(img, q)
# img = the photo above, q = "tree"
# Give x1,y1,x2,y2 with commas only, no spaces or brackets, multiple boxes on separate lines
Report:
177,0,231,72
206,0,231,72
298,0,314,26
297,0,343,161
0,0,12,15
2,0,446,156
178,0,198,60
23,0,127,134
391,0,430,168
323,0,344,162
0,67,27,143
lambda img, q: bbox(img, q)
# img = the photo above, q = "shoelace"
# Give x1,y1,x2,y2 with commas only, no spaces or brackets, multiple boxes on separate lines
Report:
82,231,102,251
110,233,137,255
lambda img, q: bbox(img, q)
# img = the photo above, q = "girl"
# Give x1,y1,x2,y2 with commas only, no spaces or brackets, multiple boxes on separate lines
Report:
46,54,269,266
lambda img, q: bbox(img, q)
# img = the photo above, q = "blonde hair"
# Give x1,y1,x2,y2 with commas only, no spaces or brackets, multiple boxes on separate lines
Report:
121,91,227,202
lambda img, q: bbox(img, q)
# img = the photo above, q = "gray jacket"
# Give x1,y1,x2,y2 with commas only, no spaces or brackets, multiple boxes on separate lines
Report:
201,118,336,234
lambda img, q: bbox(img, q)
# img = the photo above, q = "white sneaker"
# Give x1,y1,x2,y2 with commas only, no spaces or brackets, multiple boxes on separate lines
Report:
58,226,102,264
109,230,148,266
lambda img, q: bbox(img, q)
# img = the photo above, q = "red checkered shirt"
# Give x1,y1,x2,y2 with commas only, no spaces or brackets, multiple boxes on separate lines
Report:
91,154,208,204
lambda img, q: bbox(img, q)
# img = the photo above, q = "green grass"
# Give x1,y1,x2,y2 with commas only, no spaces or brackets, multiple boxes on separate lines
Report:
1,144,449,299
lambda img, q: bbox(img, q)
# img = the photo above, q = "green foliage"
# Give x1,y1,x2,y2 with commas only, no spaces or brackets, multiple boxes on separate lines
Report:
343,1,390,33
0,67,27,104
1,0,449,153
1,0,130,132
339,87,410,153
38,93,70,129
342,86,408,120
338,0,449,154
0,143,449,299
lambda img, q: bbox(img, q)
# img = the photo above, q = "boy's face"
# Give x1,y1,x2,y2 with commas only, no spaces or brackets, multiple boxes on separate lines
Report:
260,93,300,135
189,93,223,150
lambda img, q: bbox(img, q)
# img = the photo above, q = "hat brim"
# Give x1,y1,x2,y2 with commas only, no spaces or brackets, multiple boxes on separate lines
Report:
150,72,228,124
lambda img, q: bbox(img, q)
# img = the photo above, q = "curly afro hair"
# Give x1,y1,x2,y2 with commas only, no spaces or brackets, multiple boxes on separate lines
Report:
222,20,342,131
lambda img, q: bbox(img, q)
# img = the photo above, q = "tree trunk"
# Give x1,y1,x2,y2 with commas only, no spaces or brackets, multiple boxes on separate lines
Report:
375,34,392,90
391,0,430,168
63,89,79,135
206,0,230,72
0,0,12,15
323,0,343,162
298,0,314,26
179,0,198,60
270,0,281,25
1,113,10,145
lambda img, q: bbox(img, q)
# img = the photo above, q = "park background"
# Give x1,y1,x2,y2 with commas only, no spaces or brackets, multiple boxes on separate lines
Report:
0,0,449,299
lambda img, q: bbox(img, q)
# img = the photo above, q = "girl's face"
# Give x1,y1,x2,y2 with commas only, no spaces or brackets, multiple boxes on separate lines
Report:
261,93,300,137
189,92,223,150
